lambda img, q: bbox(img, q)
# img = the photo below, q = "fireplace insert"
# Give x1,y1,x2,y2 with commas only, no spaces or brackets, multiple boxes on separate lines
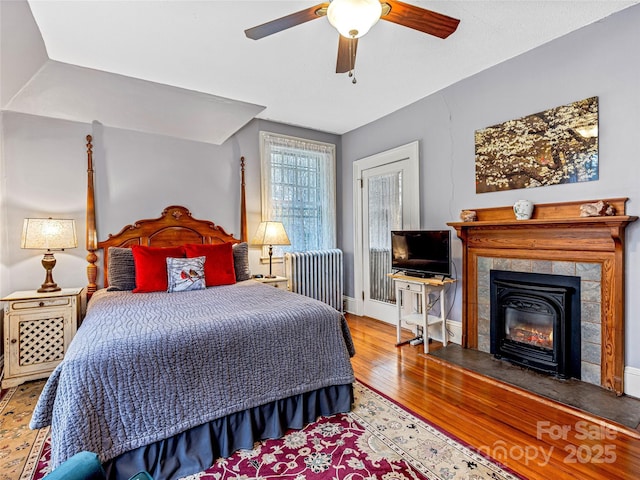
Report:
490,270,581,379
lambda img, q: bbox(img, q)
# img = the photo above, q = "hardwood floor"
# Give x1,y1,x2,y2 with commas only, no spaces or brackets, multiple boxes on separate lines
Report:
346,313,640,480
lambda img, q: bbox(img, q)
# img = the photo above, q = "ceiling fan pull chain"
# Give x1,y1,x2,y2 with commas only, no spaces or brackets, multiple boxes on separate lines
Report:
349,36,357,84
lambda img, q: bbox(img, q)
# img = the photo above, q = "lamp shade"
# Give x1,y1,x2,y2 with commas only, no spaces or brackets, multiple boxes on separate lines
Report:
251,221,291,247
21,218,78,251
327,0,382,39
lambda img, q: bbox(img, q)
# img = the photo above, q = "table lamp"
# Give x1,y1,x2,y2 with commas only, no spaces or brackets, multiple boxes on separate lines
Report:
251,221,290,278
21,218,77,292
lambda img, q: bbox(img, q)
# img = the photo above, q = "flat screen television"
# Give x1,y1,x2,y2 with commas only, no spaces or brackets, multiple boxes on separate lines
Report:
391,230,451,278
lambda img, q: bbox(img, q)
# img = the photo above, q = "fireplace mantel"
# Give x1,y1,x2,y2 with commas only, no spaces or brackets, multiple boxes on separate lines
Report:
448,198,637,394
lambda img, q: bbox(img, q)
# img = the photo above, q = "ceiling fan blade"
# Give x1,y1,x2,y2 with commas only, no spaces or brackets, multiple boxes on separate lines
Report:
382,1,460,39
245,3,329,40
336,36,358,73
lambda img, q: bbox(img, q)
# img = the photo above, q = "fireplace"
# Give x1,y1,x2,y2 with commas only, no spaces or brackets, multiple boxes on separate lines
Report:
490,270,581,379
448,198,637,393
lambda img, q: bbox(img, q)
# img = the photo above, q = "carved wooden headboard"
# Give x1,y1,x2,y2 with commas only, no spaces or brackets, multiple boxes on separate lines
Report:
84,135,248,296
97,205,241,288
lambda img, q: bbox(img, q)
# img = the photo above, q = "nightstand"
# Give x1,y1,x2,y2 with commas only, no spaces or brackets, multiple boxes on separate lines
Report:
2,287,85,388
254,275,289,290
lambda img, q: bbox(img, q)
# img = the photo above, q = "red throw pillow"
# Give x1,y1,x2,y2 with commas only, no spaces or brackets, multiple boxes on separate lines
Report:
131,245,186,293
184,243,236,287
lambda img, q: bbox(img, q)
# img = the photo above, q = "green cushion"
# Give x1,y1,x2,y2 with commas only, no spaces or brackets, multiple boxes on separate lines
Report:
43,451,153,480
43,451,105,480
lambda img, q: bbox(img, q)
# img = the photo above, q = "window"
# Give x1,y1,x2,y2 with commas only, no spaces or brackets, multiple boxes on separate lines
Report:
260,131,336,257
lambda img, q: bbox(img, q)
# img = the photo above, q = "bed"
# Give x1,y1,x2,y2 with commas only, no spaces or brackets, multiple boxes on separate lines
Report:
30,138,355,480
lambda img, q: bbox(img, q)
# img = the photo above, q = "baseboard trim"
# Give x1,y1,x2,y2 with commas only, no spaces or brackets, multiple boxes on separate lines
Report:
444,320,462,346
624,366,640,399
343,296,356,314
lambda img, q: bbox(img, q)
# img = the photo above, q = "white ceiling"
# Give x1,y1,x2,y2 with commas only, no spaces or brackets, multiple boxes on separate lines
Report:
24,0,640,136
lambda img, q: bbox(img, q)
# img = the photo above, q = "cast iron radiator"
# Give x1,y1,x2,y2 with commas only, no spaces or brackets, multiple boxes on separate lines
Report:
285,249,343,312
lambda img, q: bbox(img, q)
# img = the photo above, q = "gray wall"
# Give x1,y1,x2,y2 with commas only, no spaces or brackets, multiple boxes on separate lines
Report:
339,5,640,367
0,112,340,295
2,1,638,371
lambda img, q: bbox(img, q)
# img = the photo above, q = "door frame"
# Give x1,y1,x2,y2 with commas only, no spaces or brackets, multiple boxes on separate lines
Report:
352,141,420,318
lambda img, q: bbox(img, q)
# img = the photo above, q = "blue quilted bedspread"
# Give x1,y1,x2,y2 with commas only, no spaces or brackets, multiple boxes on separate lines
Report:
30,281,355,468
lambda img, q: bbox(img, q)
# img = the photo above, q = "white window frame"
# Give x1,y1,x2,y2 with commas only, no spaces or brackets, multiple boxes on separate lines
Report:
259,131,337,260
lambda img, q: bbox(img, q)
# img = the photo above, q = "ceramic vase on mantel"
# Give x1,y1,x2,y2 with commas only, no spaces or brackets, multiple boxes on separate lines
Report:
513,200,534,220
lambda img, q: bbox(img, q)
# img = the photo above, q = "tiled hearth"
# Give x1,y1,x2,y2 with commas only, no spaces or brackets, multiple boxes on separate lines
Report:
476,256,602,385
448,198,637,394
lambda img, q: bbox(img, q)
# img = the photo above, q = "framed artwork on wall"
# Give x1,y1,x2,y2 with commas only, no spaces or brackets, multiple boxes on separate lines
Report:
475,96,599,193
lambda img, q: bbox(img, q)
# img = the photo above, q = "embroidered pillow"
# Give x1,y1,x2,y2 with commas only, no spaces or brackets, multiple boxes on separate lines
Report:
131,245,186,293
167,256,206,293
107,247,136,291
184,243,236,287
232,242,251,281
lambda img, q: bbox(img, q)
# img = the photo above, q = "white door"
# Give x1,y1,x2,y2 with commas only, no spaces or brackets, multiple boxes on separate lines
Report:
354,142,420,322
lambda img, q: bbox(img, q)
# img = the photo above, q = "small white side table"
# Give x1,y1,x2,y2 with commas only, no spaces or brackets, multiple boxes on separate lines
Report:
253,275,289,290
389,273,456,354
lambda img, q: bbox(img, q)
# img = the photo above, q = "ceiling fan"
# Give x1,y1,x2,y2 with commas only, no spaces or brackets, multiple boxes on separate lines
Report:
245,0,460,82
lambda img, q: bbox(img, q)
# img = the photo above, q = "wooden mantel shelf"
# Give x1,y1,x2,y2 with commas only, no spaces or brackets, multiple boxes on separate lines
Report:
447,198,637,395
449,215,637,229
449,197,634,223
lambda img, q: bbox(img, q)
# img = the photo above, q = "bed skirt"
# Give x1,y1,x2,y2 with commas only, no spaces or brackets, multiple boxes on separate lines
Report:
104,383,354,480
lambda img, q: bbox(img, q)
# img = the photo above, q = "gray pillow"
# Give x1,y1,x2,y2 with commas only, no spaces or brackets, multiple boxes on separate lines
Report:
107,247,136,291
232,242,251,281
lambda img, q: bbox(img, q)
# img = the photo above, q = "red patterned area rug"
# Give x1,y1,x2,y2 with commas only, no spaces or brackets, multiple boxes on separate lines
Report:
16,382,521,480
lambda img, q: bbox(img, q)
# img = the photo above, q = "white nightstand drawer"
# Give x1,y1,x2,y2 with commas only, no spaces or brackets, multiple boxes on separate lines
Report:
10,297,71,310
395,281,422,292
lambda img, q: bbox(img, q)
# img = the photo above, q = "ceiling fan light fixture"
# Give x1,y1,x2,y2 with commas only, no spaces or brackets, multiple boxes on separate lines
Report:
327,0,382,39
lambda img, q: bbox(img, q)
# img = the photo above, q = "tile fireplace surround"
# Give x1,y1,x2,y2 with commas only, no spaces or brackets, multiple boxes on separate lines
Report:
448,198,637,395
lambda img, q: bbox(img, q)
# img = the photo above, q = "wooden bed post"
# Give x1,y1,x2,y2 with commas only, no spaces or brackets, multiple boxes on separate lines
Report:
240,156,247,242
86,135,98,298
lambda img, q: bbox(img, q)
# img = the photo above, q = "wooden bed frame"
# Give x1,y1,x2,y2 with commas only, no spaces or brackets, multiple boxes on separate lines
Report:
84,135,248,295
59,135,353,480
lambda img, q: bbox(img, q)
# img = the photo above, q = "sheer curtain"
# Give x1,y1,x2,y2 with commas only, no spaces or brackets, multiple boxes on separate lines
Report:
260,132,336,257
368,171,402,303
368,171,402,250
